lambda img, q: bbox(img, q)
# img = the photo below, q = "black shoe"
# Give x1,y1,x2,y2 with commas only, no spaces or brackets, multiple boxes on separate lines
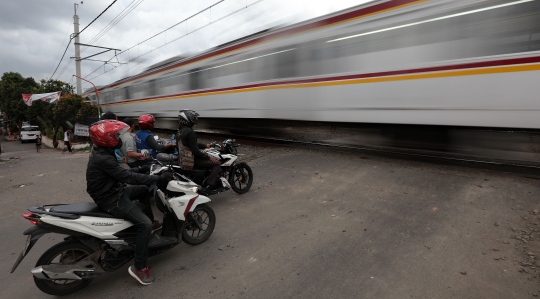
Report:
200,186,218,195
215,185,228,192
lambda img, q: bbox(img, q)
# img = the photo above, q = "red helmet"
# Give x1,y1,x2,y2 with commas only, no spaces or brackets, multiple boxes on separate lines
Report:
138,114,155,130
90,120,129,148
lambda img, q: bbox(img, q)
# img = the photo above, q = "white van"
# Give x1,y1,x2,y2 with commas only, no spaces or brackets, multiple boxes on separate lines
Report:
19,126,41,143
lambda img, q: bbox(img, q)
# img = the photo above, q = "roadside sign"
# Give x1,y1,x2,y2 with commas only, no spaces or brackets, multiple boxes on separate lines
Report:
74,123,89,137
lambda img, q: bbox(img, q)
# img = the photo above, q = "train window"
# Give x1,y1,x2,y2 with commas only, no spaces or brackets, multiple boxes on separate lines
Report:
101,91,111,103
124,86,131,100
275,48,297,79
188,68,204,90
146,79,157,96
252,50,277,81
531,33,540,51
113,88,123,100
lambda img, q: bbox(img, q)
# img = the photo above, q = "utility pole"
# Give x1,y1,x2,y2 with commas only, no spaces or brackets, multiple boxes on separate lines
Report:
73,3,82,95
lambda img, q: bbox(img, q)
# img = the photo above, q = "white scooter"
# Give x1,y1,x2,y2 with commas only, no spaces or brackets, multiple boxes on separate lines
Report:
10,168,215,296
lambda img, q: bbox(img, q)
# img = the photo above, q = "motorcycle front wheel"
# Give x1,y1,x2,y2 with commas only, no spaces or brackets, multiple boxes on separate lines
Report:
228,163,253,194
182,203,216,245
34,240,94,296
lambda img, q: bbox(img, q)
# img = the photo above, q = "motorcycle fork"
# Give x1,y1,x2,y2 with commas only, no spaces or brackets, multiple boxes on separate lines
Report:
186,211,204,231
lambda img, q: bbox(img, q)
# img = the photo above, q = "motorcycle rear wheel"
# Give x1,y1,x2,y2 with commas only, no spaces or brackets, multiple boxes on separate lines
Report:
182,204,216,245
228,163,253,194
34,240,94,296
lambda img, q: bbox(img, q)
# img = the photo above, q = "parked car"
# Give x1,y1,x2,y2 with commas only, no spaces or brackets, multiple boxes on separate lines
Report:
19,126,41,143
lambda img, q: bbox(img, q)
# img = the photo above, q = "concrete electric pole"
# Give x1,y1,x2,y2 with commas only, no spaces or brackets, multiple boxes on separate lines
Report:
73,3,82,95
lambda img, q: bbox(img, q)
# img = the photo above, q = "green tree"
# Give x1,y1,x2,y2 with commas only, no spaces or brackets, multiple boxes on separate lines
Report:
49,94,98,147
0,72,39,131
39,79,74,94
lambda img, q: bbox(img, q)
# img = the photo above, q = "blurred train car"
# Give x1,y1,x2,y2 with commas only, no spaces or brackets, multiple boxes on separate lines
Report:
84,0,540,130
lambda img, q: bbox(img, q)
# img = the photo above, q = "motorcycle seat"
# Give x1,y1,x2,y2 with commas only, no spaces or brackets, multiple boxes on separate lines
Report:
171,165,206,176
49,202,117,218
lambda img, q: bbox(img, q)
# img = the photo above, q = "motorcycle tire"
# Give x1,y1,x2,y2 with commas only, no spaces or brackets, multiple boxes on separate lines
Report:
34,240,95,296
228,162,253,194
182,204,216,245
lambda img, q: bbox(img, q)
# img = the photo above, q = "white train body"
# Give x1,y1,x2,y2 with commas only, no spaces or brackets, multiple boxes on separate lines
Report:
84,0,540,129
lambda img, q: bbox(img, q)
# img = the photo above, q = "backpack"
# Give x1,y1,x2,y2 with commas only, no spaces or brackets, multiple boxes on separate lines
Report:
177,131,194,170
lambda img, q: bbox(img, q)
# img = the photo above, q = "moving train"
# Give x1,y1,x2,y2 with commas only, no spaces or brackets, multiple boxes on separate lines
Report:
84,0,540,130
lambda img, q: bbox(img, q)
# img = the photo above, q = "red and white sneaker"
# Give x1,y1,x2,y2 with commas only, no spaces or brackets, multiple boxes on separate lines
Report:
128,265,155,285
151,220,162,231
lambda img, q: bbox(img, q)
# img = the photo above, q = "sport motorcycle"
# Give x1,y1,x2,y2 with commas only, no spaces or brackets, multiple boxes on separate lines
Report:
156,138,253,195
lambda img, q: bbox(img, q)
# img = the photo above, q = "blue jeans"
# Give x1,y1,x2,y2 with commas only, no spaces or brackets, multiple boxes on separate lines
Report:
108,185,153,270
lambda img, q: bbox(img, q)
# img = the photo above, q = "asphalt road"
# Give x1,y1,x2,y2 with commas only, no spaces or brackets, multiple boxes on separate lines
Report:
1,139,539,298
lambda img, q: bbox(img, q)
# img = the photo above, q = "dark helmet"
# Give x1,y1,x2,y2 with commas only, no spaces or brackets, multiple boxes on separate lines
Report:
178,109,199,127
138,114,155,130
89,120,129,148
101,111,117,120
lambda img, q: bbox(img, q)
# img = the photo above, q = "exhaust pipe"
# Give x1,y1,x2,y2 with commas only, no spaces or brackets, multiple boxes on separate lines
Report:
31,261,105,280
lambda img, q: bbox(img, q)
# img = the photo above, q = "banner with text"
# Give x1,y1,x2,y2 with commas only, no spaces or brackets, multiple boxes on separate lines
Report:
74,123,89,137
21,91,62,106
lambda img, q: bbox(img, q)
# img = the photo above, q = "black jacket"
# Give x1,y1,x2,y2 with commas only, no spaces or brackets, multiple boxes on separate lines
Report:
86,146,160,209
177,126,209,160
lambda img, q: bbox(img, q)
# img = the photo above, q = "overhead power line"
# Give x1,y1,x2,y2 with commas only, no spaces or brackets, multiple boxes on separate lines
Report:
81,0,144,55
73,0,118,40
52,23,73,68
49,39,73,80
49,0,118,81
85,0,266,81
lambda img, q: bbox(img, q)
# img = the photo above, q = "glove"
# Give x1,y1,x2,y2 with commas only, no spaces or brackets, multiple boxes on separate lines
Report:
138,165,150,173
159,171,174,183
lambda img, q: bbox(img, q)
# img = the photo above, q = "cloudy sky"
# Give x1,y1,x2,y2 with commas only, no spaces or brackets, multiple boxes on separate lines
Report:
0,0,368,92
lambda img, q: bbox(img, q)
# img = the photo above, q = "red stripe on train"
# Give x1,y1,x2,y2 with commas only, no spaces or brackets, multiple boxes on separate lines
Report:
109,55,540,105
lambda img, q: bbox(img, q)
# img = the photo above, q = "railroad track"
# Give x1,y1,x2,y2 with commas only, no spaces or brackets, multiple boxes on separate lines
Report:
181,130,540,179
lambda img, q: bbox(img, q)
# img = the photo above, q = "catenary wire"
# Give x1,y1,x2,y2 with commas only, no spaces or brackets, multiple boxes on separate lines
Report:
80,0,143,54
49,0,118,81
85,0,265,81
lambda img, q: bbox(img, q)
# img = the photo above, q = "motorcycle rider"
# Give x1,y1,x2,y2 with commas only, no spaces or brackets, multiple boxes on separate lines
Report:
134,114,175,166
86,120,173,285
177,109,221,193
120,118,152,168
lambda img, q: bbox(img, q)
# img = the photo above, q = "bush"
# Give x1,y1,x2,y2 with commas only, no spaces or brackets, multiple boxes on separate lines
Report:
57,127,64,141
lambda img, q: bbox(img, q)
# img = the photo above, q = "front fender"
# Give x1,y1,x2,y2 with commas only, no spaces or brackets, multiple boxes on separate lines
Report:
191,195,211,210
181,195,211,220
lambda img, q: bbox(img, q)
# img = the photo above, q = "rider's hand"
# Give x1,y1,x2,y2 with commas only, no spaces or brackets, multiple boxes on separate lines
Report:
206,143,211,149
159,171,174,183
209,156,218,163
138,165,150,173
